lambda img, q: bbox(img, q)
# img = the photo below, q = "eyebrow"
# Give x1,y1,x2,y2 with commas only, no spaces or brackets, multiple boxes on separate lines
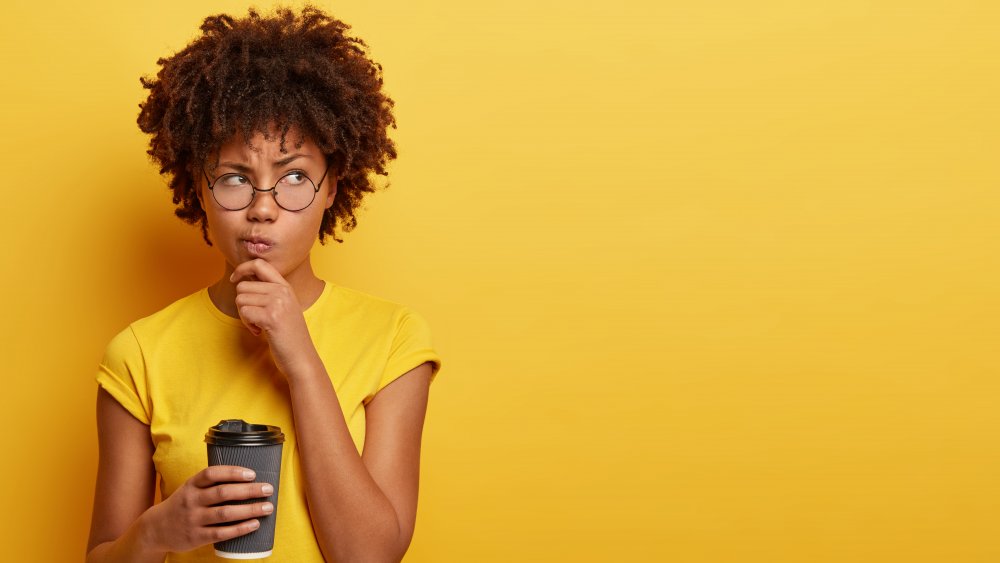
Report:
219,154,312,173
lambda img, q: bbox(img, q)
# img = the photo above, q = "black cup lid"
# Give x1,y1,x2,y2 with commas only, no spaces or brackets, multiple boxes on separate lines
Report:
205,419,285,446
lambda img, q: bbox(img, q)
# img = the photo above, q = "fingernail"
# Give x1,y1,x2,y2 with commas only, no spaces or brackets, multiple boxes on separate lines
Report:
262,484,274,495
262,502,274,513
249,520,260,529
243,470,256,480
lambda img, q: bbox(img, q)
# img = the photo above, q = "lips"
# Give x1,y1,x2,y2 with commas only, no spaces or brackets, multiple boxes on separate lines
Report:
242,236,275,256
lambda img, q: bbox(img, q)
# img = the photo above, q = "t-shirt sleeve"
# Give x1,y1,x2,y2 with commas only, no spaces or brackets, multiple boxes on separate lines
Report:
95,326,152,425
371,307,442,401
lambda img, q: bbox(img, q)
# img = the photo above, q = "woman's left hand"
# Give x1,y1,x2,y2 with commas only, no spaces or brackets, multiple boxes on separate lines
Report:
230,259,318,378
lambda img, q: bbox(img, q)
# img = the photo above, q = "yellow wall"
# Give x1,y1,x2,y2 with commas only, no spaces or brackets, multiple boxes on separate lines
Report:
1,1,997,561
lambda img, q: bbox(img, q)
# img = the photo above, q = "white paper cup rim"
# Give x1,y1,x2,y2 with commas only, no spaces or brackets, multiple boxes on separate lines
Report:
214,549,273,559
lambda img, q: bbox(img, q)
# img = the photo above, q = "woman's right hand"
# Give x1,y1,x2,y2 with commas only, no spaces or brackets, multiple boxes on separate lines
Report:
141,465,274,554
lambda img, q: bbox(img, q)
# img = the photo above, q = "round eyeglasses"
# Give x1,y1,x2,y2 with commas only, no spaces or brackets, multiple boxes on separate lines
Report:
202,164,330,212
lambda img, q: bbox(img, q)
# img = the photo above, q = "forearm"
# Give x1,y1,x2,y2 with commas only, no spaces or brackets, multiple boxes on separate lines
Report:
86,511,166,563
286,353,402,563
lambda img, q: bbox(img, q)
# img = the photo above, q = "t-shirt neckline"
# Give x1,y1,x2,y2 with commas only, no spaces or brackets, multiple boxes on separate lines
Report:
199,280,334,327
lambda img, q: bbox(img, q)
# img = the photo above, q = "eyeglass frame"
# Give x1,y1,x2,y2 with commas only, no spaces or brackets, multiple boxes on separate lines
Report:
201,162,332,212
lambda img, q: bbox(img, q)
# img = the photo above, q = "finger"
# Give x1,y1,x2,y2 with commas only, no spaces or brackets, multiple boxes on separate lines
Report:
234,299,270,336
231,259,287,285
234,293,271,309
199,482,275,509
236,305,267,335
190,466,256,488
234,280,276,295
201,519,261,544
200,499,275,526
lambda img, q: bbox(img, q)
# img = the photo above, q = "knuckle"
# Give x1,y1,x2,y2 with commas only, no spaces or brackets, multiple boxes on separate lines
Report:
216,505,230,522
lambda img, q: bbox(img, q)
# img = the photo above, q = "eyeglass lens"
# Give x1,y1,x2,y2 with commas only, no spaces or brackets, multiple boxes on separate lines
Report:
211,172,317,211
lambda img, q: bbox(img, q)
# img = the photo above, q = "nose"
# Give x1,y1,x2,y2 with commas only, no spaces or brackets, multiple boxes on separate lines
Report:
246,187,279,222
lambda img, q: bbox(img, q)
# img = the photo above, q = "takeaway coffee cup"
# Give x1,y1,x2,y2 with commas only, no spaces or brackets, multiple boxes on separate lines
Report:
205,419,285,559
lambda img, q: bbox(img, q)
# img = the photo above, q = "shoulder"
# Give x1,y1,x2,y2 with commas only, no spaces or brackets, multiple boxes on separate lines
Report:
101,288,209,357
329,284,406,315
319,284,438,366
324,284,427,329
96,291,206,424
129,288,210,333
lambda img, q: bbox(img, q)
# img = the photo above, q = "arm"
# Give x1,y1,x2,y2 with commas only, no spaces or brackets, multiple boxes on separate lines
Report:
228,259,434,562
86,387,164,563
86,388,274,562
287,358,433,563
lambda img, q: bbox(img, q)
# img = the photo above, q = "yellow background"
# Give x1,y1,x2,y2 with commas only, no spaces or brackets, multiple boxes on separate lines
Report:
1,0,998,561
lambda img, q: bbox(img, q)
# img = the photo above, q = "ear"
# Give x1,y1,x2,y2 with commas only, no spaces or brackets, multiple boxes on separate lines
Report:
193,168,205,207
325,177,337,209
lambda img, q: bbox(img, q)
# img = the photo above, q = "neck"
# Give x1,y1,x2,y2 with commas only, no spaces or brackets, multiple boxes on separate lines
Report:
208,260,325,319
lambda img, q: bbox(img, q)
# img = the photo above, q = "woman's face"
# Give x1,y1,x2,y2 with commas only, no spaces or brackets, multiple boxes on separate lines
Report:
198,126,336,282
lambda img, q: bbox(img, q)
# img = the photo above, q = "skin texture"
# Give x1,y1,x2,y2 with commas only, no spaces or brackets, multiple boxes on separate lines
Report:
87,127,433,562
199,125,335,333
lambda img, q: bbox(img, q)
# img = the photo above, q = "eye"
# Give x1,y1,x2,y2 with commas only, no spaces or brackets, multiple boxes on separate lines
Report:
279,172,308,186
219,174,249,187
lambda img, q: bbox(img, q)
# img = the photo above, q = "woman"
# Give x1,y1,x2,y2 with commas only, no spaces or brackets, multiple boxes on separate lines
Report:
86,6,442,562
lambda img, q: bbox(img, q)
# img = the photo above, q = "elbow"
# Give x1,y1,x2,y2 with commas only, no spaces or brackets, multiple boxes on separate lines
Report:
387,512,414,563
85,542,106,563
386,530,413,563
323,512,411,563
324,543,406,563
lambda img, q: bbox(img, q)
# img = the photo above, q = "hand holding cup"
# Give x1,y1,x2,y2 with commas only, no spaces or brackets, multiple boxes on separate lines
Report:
205,419,285,559
141,465,274,554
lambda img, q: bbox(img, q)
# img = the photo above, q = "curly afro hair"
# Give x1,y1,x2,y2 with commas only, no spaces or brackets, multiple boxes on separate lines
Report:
137,4,397,245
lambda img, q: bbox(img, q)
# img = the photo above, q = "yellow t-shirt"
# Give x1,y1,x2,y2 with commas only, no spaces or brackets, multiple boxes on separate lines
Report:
96,281,442,562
